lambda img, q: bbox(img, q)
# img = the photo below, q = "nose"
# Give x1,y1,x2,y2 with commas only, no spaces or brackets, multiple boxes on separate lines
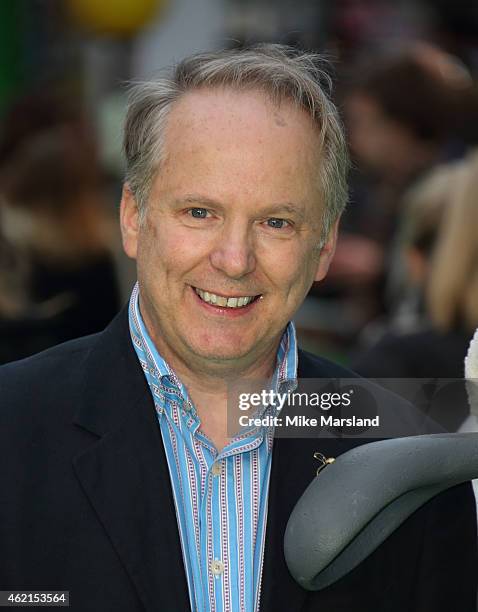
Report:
209,220,256,279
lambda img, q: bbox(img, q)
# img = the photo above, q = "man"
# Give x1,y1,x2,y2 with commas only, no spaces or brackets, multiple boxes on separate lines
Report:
0,45,476,611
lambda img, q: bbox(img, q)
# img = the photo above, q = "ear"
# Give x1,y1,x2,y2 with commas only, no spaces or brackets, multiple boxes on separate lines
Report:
120,184,140,260
314,216,340,282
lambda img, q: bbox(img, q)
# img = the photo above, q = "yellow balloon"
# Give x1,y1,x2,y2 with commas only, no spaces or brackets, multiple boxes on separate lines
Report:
68,0,166,37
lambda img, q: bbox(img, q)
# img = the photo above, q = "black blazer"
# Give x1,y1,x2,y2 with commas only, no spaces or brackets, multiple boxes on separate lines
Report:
0,308,476,611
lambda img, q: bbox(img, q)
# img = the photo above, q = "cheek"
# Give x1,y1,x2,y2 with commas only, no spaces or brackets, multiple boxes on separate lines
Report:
261,243,317,296
138,223,213,290
136,229,171,295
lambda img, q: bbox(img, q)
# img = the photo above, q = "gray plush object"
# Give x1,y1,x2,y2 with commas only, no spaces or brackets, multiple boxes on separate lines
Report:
284,432,478,591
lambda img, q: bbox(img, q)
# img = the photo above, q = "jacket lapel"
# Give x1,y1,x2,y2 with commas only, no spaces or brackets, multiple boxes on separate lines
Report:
260,350,353,612
260,435,317,612
72,308,190,612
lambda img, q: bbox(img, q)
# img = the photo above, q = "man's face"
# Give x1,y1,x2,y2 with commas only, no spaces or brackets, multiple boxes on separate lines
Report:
121,88,338,375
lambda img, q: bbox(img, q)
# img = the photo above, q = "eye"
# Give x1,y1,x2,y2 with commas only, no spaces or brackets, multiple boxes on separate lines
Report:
188,207,209,219
266,217,289,229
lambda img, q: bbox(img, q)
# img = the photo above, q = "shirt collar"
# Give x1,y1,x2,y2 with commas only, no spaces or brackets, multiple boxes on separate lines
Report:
129,282,172,381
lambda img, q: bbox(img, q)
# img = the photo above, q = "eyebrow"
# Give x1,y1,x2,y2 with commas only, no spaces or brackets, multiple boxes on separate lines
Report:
174,194,306,221
174,194,223,207
261,203,306,221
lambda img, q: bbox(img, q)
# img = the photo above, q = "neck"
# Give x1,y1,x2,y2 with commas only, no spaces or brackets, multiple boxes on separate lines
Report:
171,354,278,452
140,308,280,452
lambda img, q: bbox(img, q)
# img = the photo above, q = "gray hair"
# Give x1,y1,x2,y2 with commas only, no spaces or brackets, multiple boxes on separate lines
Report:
124,44,349,241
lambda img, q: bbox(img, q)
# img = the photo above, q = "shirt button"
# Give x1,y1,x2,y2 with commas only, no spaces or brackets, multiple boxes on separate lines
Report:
211,559,224,576
211,462,222,476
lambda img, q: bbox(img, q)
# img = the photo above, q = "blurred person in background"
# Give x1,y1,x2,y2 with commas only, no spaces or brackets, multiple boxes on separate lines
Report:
323,44,475,334
344,43,472,246
353,152,478,426
0,91,121,364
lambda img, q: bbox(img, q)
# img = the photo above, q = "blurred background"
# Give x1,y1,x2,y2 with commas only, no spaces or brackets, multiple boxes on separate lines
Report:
1,0,478,388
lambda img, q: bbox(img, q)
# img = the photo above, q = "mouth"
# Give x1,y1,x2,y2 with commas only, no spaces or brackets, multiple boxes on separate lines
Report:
193,286,262,309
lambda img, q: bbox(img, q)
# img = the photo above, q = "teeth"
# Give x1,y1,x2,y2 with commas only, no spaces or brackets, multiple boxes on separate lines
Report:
195,288,257,308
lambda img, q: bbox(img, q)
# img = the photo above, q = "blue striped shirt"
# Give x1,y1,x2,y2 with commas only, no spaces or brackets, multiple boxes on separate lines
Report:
128,283,298,612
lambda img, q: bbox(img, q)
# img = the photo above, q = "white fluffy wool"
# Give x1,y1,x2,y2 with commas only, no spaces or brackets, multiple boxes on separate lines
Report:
465,328,478,417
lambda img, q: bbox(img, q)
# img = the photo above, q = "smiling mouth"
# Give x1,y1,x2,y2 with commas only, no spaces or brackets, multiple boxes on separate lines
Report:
193,287,261,309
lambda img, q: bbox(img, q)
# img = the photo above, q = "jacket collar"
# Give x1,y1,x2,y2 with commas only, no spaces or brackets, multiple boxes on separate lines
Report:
72,306,190,612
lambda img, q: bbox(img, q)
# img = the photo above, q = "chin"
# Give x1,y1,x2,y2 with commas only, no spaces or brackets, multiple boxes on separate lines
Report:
188,329,250,355
189,338,254,364
193,346,250,363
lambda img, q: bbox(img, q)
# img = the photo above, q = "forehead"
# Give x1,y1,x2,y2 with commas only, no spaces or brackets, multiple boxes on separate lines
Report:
164,87,321,165
168,85,317,130
157,87,323,203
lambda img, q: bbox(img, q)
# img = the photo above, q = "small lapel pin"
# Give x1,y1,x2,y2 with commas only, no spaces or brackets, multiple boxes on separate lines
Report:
314,451,335,476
